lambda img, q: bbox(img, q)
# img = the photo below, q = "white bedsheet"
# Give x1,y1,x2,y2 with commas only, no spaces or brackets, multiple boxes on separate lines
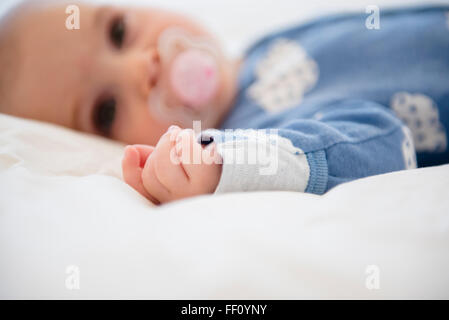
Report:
1,113,448,299
1,0,449,299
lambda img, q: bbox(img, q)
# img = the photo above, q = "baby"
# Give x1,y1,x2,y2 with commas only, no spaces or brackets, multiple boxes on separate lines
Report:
1,1,448,205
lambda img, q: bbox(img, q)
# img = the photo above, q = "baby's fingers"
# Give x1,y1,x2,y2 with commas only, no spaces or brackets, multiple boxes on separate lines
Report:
175,129,201,174
122,146,153,200
152,126,191,192
141,159,172,204
176,130,222,190
133,144,156,167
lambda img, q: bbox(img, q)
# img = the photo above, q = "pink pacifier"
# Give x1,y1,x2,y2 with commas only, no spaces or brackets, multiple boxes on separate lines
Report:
148,28,221,121
170,49,219,110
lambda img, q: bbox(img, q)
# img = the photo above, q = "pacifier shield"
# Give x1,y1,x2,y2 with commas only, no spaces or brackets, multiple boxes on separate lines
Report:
169,49,219,110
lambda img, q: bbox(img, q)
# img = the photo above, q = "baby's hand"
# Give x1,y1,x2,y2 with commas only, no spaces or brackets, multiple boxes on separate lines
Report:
122,126,222,205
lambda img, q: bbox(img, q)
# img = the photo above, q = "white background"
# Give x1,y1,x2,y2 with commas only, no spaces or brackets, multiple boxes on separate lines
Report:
1,0,449,55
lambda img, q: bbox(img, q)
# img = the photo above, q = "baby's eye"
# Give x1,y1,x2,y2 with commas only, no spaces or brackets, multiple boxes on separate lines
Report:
93,98,116,136
110,16,126,49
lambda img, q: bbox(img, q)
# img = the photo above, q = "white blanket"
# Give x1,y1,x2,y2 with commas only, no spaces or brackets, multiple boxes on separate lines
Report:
1,0,448,299
1,113,448,299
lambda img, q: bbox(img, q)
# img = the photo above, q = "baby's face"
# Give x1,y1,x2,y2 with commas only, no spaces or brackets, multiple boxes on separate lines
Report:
7,3,237,145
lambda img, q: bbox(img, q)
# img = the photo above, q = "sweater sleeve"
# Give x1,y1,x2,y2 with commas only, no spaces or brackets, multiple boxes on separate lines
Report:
199,99,417,194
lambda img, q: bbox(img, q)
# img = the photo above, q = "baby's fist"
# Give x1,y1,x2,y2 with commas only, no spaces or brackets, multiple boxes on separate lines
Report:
122,126,222,204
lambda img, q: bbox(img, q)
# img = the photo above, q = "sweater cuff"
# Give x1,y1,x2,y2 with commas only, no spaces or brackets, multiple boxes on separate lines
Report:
200,129,327,194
